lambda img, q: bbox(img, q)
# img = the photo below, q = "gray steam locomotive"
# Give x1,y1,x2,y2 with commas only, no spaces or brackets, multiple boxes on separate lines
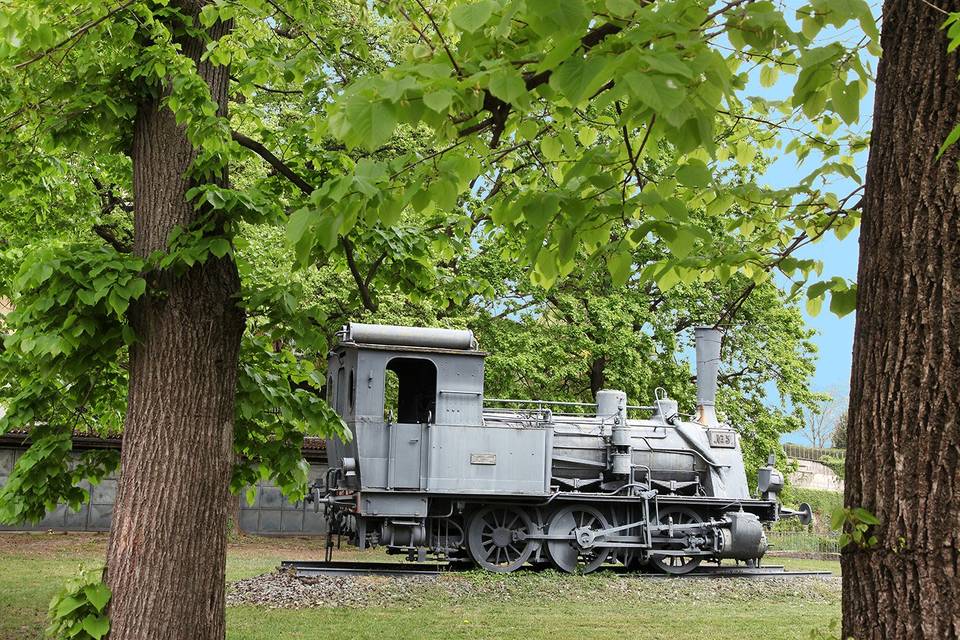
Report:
314,323,810,574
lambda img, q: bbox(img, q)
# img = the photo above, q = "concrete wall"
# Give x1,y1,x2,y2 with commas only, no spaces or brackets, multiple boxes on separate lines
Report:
238,463,329,535
0,447,329,536
0,448,115,531
788,458,844,492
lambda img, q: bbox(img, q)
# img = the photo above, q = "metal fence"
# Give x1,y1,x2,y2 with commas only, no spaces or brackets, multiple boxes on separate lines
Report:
766,530,841,555
784,443,846,463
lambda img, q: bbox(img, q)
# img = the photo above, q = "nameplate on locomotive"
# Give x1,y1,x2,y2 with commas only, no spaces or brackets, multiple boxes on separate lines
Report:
707,429,737,448
470,453,497,465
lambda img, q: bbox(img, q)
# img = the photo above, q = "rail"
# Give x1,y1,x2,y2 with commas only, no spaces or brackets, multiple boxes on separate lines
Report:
280,559,832,578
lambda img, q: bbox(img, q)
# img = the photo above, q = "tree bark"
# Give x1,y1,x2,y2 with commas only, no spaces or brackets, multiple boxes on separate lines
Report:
844,2,960,638
105,4,244,639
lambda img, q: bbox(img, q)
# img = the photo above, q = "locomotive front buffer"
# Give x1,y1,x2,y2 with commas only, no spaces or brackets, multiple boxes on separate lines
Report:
311,323,812,574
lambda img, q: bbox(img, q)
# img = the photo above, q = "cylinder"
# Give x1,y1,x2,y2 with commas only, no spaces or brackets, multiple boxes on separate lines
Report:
694,327,723,425
718,512,768,560
345,322,477,350
596,389,627,417
612,452,632,476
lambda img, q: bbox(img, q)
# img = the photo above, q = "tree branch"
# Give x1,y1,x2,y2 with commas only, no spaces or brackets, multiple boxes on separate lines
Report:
413,0,462,76
341,237,378,312
364,251,389,288
93,224,131,253
232,131,314,195
456,22,624,145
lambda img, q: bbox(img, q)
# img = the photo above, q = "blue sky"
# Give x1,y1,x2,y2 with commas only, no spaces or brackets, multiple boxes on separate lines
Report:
740,9,879,443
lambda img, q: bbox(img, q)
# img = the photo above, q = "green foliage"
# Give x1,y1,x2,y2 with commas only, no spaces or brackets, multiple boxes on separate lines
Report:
45,566,110,640
819,454,846,480
831,506,880,549
780,486,843,532
0,244,138,522
233,333,348,502
0,0,874,526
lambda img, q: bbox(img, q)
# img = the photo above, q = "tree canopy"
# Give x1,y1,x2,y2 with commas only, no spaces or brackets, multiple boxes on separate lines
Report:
0,0,876,521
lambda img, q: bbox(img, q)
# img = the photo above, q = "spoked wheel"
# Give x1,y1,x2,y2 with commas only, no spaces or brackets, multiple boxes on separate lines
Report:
546,505,611,574
651,507,703,575
467,505,535,573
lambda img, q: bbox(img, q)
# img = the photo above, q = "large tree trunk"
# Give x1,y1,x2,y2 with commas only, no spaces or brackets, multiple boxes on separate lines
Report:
844,2,960,638
105,4,243,639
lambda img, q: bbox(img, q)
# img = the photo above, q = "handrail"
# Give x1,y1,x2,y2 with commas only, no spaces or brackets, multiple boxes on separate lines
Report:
784,443,846,462
484,398,597,408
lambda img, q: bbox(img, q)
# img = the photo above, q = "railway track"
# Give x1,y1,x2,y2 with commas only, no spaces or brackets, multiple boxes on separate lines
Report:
280,559,833,579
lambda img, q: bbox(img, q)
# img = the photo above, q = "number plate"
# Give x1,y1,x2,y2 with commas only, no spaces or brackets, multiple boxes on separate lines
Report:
708,430,737,448
470,453,497,465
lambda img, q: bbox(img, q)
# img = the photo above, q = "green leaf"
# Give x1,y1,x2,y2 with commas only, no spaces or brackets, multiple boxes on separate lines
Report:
624,73,684,112
82,614,110,640
451,1,495,33
829,506,847,531
549,55,611,106
55,596,86,618
518,120,539,141
676,160,711,187
540,137,563,161
759,65,779,88
665,227,697,259
577,127,598,146
937,123,960,159
209,238,231,259
656,266,681,292
336,100,397,151
607,250,632,285
605,0,638,18
829,284,857,317
852,507,880,525
526,0,590,37
487,67,527,105
423,89,454,113
83,584,111,612
286,209,314,245
830,80,860,125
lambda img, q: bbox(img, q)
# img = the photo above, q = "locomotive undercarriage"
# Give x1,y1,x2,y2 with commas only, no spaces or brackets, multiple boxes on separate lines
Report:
324,492,777,575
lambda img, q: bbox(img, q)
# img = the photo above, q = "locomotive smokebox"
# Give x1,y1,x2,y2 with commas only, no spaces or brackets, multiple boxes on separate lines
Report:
694,326,723,426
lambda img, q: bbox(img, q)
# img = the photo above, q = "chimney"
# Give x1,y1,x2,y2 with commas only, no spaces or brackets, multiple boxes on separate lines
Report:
694,326,723,426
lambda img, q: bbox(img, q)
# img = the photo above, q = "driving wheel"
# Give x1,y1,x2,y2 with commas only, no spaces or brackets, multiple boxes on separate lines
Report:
650,506,704,575
545,504,611,574
467,505,535,572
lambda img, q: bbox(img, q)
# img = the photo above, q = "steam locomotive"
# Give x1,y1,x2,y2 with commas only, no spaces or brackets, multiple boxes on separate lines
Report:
313,323,810,574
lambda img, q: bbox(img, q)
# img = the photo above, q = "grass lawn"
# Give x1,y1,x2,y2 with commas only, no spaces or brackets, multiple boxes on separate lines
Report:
0,532,840,640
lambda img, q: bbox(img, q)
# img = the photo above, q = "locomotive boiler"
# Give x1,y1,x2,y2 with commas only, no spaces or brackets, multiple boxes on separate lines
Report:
313,322,810,574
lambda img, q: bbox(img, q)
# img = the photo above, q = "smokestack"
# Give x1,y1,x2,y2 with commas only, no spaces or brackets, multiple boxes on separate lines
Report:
694,326,723,426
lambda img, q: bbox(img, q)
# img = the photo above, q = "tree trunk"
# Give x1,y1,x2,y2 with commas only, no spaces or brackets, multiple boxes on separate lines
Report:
105,4,243,639
844,2,960,638
589,356,606,398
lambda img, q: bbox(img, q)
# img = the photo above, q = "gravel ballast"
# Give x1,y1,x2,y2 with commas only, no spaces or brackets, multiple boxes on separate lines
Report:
227,569,841,609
